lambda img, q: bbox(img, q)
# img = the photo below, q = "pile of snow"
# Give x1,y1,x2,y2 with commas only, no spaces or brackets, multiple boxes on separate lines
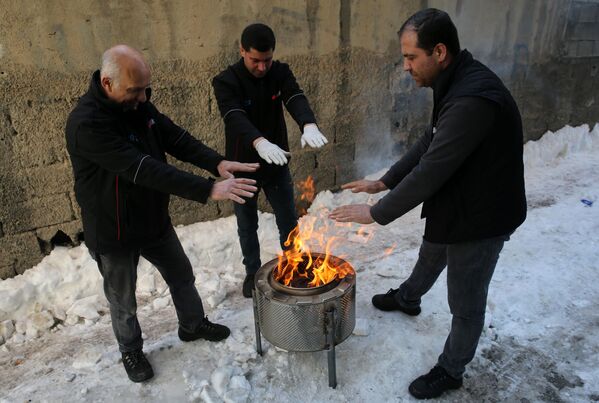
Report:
1,123,598,402
524,123,599,170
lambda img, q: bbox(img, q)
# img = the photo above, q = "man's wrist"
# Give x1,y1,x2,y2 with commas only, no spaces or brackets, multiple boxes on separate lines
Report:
376,180,388,191
253,137,266,148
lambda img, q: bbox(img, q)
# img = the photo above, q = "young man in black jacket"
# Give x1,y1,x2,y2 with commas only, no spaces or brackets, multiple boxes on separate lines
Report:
330,9,526,400
66,45,259,383
212,23,328,298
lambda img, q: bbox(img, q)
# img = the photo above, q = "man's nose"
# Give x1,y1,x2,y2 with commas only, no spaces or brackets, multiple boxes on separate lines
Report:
138,91,147,103
257,62,266,72
403,60,411,72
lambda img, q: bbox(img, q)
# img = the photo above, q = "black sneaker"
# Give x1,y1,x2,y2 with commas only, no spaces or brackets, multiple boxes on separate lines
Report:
121,350,154,383
178,317,231,342
371,288,421,315
242,273,255,298
408,366,463,399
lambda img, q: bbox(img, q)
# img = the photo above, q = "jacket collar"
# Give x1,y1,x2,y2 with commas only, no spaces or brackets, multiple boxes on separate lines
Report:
90,70,125,114
432,49,473,107
234,58,273,81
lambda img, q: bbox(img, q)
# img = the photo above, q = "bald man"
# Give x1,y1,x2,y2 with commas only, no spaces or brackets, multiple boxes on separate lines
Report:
66,45,259,382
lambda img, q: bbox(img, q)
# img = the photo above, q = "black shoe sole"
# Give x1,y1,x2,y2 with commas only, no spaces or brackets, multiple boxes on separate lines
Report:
125,368,154,383
178,329,231,343
408,382,461,399
372,297,421,316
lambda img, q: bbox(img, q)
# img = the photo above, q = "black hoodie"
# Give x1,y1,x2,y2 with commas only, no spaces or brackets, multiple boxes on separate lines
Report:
370,50,526,243
66,71,224,253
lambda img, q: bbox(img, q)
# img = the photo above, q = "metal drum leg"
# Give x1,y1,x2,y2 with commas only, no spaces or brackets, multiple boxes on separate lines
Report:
326,308,337,388
252,289,263,356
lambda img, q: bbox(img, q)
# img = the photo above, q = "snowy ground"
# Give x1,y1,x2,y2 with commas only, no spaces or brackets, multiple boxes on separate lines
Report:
1,123,598,402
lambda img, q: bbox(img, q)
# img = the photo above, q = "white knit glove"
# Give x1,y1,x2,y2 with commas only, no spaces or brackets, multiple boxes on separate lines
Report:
301,124,328,148
254,138,290,165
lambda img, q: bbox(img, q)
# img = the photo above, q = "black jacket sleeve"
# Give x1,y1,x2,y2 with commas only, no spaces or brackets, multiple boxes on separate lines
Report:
279,63,316,132
73,123,215,203
370,97,497,225
212,71,263,149
153,109,224,176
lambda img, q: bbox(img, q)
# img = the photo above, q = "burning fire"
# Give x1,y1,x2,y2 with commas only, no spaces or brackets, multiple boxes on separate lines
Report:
298,176,315,202
297,176,315,215
273,220,354,288
384,243,397,256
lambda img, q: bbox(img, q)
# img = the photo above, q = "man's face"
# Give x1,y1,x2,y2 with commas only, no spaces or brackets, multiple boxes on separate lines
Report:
240,47,273,78
102,64,151,111
400,30,443,88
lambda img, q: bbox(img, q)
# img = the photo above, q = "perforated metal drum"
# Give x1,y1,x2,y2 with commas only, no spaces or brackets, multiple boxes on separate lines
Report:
251,253,356,388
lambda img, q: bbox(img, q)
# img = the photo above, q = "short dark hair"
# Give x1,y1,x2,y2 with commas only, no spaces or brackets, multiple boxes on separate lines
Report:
399,8,460,56
241,23,276,52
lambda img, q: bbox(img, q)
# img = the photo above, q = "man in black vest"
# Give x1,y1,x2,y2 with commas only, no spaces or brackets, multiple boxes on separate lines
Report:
66,45,259,383
330,9,526,399
212,23,328,298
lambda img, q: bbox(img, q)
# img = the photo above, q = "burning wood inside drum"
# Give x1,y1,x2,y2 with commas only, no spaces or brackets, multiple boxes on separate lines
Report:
274,226,355,289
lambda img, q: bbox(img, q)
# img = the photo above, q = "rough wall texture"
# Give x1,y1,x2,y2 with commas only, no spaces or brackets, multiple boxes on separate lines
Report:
0,0,597,278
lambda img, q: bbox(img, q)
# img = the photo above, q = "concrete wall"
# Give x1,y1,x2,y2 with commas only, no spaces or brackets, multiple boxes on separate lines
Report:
386,0,599,162
1,0,597,278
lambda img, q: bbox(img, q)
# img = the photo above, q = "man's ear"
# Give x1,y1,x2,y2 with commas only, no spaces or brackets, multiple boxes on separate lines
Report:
100,76,112,93
239,44,245,57
434,43,448,63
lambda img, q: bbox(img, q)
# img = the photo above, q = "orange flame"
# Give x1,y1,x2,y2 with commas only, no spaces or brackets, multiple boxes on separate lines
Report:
356,226,375,243
273,219,354,288
298,176,315,203
297,176,316,215
384,243,397,256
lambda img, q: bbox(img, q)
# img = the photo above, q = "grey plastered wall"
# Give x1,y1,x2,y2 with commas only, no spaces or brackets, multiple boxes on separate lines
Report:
0,0,597,278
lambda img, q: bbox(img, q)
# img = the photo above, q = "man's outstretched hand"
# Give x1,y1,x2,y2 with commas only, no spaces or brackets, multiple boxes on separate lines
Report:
254,138,290,165
210,178,257,204
341,179,387,194
217,160,260,179
301,124,328,148
329,204,375,224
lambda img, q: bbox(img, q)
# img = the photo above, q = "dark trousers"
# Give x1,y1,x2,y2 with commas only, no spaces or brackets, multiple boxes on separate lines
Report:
397,235,509,378
91,226,205,352
234,168,298,275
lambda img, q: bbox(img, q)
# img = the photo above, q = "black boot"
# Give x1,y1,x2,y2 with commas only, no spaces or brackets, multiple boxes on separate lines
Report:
178,316,231,342
371,288,421,315
121,350,154,383
408,366,463,399
242,273,255,298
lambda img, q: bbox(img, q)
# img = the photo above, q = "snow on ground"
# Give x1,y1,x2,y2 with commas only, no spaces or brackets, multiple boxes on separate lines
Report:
1,123,598,402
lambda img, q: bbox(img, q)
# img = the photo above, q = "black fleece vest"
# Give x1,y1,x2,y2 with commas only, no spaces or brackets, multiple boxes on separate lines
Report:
422,50,527,243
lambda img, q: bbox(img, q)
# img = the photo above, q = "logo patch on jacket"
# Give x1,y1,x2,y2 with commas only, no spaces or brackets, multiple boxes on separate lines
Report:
271,91,281,100
128,133,140,143
242,99,252,107
147,118,155,128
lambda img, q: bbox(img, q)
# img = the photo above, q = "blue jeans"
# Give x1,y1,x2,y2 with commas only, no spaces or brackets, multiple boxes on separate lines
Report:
397,234,509,378
91,226,205,352
234,168,298,275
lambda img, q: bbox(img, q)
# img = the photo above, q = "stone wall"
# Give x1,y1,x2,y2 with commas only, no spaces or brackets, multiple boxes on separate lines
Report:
1,0,597,278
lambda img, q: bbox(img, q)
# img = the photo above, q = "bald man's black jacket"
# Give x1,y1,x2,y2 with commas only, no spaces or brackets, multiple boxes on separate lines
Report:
66,71,224,253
